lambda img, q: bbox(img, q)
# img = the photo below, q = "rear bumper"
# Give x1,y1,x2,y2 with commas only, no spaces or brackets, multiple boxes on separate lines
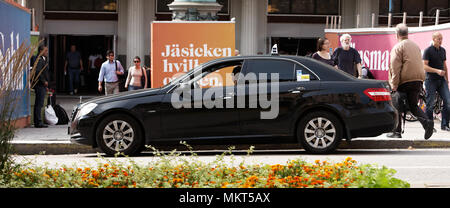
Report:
347,107,398,138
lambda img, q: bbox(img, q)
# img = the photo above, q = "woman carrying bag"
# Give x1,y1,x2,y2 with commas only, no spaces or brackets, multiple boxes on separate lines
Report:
125,56,148,91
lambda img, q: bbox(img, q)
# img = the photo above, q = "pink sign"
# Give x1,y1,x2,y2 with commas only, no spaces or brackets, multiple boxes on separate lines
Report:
337,28,450,81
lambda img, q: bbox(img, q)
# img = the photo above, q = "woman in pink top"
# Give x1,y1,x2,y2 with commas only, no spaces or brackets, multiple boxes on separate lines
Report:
125,56,148,91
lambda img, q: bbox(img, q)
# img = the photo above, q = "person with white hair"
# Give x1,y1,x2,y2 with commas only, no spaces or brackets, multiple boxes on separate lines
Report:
331,34,363,78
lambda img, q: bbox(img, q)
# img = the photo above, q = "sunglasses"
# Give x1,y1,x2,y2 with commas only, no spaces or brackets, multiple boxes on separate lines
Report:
134,60,140,63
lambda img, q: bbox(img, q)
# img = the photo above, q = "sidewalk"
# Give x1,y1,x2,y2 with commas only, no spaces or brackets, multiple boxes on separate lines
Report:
12,120,450,155
11,95,450,155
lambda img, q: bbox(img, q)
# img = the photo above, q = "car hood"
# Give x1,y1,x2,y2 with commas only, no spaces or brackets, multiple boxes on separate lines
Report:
82,88,164,105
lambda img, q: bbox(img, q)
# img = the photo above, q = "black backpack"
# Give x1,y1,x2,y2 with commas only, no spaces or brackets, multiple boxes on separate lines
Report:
53,104,69,125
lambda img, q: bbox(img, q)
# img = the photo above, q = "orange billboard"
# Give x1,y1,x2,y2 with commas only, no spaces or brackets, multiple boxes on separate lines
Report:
151,21,236,88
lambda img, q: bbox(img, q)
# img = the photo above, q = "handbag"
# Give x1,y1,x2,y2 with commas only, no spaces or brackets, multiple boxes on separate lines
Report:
391,91,408,113
45,105,58,125
140,67,146,88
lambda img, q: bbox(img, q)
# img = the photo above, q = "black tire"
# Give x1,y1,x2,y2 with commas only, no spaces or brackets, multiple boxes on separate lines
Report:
96,114,144,156
297,111,343,154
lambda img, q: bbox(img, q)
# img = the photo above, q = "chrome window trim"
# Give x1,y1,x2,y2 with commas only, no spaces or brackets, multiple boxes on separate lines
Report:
245,57,321,81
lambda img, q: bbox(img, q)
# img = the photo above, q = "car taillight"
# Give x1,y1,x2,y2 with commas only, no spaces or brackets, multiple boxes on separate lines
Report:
364,88,392,102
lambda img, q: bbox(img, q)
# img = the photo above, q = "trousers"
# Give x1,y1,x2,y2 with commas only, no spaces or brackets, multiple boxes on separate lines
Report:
394,81,430,133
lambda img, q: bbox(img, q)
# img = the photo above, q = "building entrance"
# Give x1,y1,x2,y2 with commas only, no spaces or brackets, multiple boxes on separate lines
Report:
49,35,113,95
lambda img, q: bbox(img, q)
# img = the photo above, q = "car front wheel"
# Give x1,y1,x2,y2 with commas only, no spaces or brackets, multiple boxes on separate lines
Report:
297,111,343,154
96,114,144,156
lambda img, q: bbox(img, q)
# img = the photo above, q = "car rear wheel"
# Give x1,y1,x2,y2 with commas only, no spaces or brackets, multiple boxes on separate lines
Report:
297,111,343,154
96,114,144,156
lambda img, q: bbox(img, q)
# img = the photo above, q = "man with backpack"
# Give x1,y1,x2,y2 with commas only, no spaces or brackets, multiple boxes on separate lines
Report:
388,24,434,140
98,50,125,95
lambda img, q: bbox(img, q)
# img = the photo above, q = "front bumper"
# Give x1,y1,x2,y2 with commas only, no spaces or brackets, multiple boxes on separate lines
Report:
69,115,96,147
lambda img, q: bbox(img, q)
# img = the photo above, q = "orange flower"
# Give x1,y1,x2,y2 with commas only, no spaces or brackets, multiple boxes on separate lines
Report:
91,170,99,178
172,178,183,183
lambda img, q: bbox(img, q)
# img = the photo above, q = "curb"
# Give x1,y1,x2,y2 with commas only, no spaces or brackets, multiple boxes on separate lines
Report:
11,140,450,155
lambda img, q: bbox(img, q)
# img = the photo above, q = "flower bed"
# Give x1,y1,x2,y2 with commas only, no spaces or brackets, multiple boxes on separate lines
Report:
0,151,409,188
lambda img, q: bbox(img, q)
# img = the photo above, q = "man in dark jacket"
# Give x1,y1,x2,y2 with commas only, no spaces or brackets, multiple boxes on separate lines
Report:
33,45,50,128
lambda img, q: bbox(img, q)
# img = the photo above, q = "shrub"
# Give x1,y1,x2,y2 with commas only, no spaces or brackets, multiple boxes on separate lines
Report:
0,42,39,177
0,146,410,188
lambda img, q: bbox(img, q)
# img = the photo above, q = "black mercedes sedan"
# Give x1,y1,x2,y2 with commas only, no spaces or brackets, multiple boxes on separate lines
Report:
69,55,397,155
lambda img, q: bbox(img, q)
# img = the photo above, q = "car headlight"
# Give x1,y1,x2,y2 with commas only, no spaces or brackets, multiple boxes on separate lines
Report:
76,103,98,119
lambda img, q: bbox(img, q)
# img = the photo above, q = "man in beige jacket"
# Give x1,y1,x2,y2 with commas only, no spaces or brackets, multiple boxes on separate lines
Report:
388,24,434,140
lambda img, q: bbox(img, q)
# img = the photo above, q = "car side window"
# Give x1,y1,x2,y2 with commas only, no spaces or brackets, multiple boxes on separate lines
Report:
181,60,244,89
245,59,295,82
294,64,319,82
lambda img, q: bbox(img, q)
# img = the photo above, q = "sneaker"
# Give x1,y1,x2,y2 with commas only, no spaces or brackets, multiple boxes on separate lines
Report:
424,120,434,140
387,132,402,138
442,126,450,131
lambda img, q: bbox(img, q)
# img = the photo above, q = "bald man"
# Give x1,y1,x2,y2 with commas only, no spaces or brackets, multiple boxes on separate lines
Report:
388,24,434,139
423,32,450,131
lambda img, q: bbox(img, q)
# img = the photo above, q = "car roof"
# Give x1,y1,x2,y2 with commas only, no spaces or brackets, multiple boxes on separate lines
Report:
191,55,355,82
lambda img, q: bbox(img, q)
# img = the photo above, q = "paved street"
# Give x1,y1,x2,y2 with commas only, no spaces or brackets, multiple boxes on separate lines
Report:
10,95,450,188
11,148,450,188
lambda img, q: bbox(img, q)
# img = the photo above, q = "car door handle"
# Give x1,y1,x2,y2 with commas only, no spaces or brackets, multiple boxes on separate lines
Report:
220,93,235,100
289,86,305,94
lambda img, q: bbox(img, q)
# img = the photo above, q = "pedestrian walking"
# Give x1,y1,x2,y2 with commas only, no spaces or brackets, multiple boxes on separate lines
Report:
125,56,147,91
331,34,363,78
423,32,450,131
64,45,84,95
98,50,125,95
88,50,103,90
388,24,434,139
312,37,336,67
33,45,50,128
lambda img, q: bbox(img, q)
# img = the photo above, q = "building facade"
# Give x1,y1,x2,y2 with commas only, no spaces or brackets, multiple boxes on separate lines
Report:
21,0,450,93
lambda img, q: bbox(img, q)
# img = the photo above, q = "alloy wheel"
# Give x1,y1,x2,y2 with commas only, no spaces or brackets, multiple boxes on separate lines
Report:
304,117,336,149
102,120,135,152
